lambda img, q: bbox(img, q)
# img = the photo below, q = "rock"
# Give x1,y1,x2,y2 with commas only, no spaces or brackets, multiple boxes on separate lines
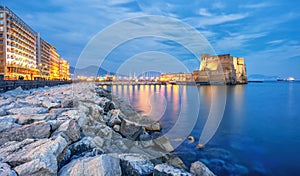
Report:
119,153,154,176
190,161,215,176
0,162,17,176
154,136,174,152
167,156,186,169
0,116,19,132
42,100,61,109
107,109,123,127
0,109,7,116
60,137,102,168
139,132,152,141
0,98,11,107
188,136,195,143
120,119,144,140
52,119,81,143
154,163,194,176
104,101,115,112
145,121,162,131
59,154,122,176
151,131,162,139
196,144,204,149
61,99,74,108
6,107,48,115
0,135,68,175
92,136,105,148
113,124,121,132
0,121,51,144
13,114,55,125
84,103,104,120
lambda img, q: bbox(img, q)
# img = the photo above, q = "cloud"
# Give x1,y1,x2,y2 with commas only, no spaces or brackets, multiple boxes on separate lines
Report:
212,2,226,9
213,32,267,52
241,2,274,9
185,13,248,27
199,8,212,17
266,40,285,45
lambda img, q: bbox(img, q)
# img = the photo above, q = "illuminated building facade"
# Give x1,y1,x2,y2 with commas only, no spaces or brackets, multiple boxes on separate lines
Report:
0,5,39,80
49,46,60,80
37,37,51,79
193,54,248,84
159,73,193,82
0,5,70,80
59,58,70,80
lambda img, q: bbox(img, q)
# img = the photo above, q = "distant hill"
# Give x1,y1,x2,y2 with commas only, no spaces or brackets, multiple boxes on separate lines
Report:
248,74,279,81
70,65,114,77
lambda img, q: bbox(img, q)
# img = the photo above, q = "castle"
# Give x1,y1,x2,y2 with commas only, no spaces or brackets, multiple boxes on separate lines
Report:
193,54,248,84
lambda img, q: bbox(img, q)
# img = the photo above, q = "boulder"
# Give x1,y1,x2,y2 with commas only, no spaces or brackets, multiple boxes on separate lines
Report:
120,119,144,140
119,153,154,176
190,161,215,176
42,100,61,109
145,121,162,131
13,114,55,125
0,135,68,175
0,116,19,132
59,137,102,168
61,99,74,108
52,119,81,143
154,163,194,176
0,162,17,176
107,109,123,127
6,107,48,115
154,136,174,152
104,101,115,112
0,121,51,144
59,155,122,176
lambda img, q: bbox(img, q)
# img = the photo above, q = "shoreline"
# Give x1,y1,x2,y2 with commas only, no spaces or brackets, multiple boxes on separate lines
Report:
0,82,214,176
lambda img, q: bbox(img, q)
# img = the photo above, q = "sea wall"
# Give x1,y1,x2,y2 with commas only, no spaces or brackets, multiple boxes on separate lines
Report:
0,83,214,176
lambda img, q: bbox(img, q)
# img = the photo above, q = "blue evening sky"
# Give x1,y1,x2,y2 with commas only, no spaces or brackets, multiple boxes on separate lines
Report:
2,0,300,78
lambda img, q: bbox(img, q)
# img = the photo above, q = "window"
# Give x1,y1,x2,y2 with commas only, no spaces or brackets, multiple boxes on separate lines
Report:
0,20,3,25
0,27,3,31
0,13,3,18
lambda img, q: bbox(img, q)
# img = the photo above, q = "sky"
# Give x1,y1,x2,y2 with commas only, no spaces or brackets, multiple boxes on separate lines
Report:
2,0,300,78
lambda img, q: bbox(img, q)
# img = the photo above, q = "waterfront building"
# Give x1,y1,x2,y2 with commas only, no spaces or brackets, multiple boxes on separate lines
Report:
0,5,40,80
49,46,60,80
159,73,193,82
37,37,51,79
59,58,70,80
193,54,248,84
0,5,70,80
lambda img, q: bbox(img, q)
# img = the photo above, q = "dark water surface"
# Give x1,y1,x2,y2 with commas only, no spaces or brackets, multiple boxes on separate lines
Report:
105,82,300,176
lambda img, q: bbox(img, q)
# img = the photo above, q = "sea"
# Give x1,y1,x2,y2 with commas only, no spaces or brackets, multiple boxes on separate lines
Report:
104,81,300,176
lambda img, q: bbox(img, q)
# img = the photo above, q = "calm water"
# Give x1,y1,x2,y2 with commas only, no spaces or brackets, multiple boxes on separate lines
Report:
105,82,300,176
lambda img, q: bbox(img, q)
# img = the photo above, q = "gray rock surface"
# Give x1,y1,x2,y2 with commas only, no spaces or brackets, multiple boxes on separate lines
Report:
154,163,194,176
0,83,203,176
59,155,121,176
190,161,215,176
120,119,144,140
7,107,48,115
0,121,51,144
0,162,17,176
0,135,68,175
119,153,154,176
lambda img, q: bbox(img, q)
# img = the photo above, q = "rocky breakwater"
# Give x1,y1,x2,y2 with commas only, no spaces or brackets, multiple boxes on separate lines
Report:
0,83,215,176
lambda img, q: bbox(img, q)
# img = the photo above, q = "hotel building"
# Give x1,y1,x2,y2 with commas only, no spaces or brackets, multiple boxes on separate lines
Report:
0,5,70,80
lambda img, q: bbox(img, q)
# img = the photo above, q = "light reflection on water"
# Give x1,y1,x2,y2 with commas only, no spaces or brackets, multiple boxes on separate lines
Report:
105,82,300,176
